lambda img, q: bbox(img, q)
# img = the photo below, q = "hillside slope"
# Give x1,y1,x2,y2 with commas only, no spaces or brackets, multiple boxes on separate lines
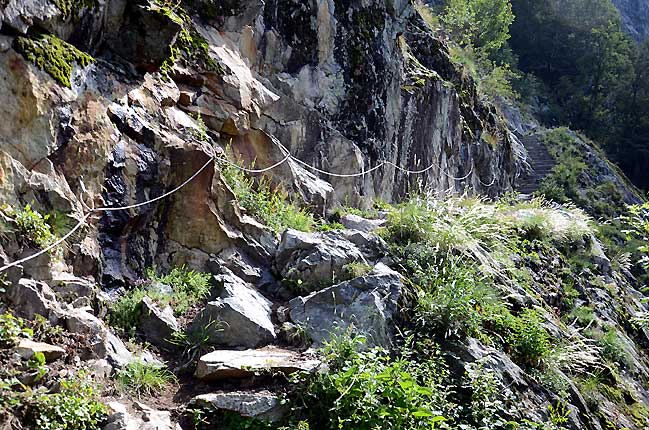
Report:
0,1,648,430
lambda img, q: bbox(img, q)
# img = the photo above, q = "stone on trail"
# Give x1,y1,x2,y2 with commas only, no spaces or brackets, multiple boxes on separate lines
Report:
15,338,65,361
194,347,320,380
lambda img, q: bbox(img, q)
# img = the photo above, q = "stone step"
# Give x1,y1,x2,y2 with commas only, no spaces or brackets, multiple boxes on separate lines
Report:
195,347,321,381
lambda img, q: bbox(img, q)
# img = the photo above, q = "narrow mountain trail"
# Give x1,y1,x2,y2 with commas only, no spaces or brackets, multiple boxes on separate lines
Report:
516,134,557,194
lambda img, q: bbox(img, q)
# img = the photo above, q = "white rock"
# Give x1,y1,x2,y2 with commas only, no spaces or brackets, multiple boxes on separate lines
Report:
195,347,320,380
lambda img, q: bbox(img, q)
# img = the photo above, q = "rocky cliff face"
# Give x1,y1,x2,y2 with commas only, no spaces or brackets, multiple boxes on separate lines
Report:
612,0,649,41
0,0,522,285
3,2,649,430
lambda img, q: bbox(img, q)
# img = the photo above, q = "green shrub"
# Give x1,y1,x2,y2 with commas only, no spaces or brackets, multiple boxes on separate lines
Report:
13,205,58,248
109,266,212,335
221,161,314,233
291,333,448,429
508,309,551,365
114,361,176,397
341,262,373,280
598,327,632,368
146,266,212,315
0,312,33,348
413,255,501,338
566,305,595,327
108,288,149,336
169,320,221,368
32,377,107,430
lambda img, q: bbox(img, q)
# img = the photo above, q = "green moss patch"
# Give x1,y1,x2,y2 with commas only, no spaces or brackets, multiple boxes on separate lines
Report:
51,0,98,19
153,0,222,74
16,33,94,88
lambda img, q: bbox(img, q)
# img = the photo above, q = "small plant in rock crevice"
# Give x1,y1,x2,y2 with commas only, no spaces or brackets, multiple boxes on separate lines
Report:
169,320,221,369
109,266,212,336
0,312,33,348
220,157,314,233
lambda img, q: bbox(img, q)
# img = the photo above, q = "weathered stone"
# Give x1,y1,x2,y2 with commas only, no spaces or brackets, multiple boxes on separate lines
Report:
0,0,59,33
85,358,113,379
340,214,386,233
139,296,179,349
64,308,134,367
195,347,320,380
50,273,97,303
275,229,367,290
107,2,182,71
192,270,275,348
6,278,61,323
191,391,286,422
103,401,178,430
15,339,65,362
289,263,402,347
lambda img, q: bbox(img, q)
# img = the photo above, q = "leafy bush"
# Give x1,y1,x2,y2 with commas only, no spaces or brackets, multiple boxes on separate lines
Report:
221,161,314,233
114,361,176,397
341,262,373,280
146,266,212,315
412,254,501,338
32,376,107,430
290,333,448,429
508,309,552,365
597,327,632,368
0,312,33,348
13,205,58,248
169,320,221,369
441,0,514,55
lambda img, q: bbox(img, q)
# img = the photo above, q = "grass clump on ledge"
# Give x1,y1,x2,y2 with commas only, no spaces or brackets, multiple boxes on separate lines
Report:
16,33,94,88
221,159,314,233
114,360,177,398
109,266,212,336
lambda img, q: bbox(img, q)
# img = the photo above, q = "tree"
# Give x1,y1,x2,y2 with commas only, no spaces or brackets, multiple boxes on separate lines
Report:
441,0,514,56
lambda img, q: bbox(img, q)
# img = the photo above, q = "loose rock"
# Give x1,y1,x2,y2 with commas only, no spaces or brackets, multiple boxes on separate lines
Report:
195,347,320,380
192,269,275,348
289,263,402,347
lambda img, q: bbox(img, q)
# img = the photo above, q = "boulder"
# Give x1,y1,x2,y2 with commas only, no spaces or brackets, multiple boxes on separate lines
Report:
103,401,179,430
0,0,59,33
190,390,286,422
139,296,179,349
6,278,61,323
64,308,134,368
340,214,386,233
192,269,275,348
288,263,402,347
15,339,65,362
50,273,97,303
195,347,320,380
275,229,367,290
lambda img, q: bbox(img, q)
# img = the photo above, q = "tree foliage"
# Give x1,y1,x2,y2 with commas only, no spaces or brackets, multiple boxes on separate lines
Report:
509,0,649,188
442,0,514,56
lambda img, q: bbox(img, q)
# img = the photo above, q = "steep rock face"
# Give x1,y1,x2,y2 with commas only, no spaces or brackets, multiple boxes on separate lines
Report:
612,0,649,41
0,0,522,285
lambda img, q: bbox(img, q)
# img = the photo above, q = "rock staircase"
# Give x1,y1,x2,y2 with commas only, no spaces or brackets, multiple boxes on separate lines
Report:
516,134,557,195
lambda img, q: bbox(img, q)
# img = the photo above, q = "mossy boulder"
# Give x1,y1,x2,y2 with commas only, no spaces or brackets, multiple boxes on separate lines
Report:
15,33,94,88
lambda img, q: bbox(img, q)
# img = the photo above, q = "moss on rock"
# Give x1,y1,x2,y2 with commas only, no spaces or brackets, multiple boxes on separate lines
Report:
51,0,98,19
15,34,94,88
153,1,222,74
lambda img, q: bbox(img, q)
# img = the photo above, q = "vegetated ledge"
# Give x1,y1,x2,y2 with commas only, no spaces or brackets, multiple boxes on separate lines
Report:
14,33,94,88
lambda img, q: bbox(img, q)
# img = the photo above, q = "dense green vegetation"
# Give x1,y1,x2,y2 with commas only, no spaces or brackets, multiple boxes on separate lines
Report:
115,360,177,397
109,266,212,336
0,312,107,429
431,0,649,190
508,0,649,189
